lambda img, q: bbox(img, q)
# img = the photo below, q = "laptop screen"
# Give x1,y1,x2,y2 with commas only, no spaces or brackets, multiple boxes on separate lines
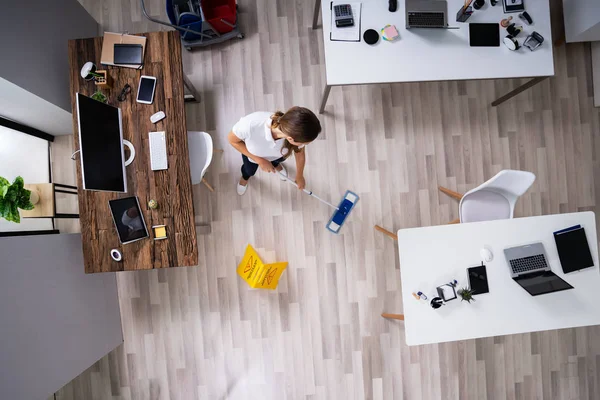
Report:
514,271,573,296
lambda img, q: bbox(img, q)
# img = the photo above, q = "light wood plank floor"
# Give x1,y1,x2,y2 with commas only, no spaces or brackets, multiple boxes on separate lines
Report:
53,0,600,398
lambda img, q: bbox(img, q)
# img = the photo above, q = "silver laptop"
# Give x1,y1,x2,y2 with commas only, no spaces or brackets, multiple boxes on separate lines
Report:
405,0,448,29
504,242,574,296
504,242,550,278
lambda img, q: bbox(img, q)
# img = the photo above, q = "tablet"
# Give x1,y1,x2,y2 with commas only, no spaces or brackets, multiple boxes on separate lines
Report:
467,265,489,295
469,23,500,47
109,196,149,244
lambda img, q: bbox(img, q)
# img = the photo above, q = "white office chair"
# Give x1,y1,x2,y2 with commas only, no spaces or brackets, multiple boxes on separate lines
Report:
188,131,215,192
439,170,536,223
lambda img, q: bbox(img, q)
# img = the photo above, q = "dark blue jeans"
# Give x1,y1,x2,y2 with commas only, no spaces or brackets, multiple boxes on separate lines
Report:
241,155,285,180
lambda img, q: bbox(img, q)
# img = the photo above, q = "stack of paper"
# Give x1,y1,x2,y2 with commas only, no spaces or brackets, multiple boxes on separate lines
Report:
330,2,362,42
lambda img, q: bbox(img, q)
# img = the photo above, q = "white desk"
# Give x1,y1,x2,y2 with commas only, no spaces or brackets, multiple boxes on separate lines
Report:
315,0,554,113
397,212,600,346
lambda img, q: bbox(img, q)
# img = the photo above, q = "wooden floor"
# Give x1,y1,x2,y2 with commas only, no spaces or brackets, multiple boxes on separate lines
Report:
53,0,600,399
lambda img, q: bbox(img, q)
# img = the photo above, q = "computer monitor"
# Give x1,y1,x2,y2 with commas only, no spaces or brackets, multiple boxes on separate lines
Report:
76,93,127,192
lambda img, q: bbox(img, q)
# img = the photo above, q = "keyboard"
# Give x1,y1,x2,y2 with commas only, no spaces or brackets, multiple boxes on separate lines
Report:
509,254,548,274
407,12,445,27
149,131,168,170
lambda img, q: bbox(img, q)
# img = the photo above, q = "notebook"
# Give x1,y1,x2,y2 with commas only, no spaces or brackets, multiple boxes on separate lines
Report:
114,44,143,66
553,225,594,273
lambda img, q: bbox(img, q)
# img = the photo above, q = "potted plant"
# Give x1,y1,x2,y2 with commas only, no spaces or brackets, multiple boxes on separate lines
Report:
91,90,108,103
0,176,34,223
457,287,476,303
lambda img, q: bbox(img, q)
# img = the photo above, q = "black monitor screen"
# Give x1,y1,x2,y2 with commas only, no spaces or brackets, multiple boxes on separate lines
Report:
514,271,573,296
77,93,126,192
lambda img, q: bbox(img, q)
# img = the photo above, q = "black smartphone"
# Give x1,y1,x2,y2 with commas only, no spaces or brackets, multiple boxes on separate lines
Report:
467,265,489,295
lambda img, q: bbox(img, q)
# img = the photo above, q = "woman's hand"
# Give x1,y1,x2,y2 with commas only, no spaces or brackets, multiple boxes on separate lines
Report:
296,175,306,190
257,158,276,173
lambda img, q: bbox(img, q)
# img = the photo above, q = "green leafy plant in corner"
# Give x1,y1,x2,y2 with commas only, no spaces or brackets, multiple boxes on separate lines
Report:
0,176,34,223
91,90,108,103
457,287,476,303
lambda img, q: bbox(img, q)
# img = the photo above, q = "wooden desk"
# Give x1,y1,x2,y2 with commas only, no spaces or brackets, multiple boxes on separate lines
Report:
68,31,198,273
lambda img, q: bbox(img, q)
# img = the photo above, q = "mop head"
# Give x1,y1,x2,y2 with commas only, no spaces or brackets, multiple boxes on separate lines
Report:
326,191,359,234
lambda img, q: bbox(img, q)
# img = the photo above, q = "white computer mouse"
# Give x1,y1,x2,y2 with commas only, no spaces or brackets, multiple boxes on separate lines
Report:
480,248,493,262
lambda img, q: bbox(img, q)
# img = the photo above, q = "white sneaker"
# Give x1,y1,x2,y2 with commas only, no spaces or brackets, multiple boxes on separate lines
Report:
237,181,248,196
278,164,288,181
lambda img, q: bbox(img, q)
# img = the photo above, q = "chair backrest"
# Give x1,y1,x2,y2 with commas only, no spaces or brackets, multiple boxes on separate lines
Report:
187,131,213,185
459,169,536,220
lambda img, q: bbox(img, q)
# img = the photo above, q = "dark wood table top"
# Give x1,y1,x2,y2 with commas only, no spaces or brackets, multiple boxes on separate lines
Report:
68,31,198,273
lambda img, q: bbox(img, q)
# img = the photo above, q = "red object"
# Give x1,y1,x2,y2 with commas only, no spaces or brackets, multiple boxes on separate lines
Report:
201,0,237,34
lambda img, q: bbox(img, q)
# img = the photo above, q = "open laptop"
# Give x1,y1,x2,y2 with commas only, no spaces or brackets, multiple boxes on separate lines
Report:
405,0,448,28
504,243,574,296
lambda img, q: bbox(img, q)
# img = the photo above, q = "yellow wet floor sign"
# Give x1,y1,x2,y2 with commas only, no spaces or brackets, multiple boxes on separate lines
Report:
237,245,287,290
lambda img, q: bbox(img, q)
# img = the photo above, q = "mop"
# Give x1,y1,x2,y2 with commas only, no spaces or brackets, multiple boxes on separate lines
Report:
278,171,359,234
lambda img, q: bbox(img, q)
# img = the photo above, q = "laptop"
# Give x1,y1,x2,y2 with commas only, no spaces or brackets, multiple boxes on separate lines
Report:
504,243,574,296
405,0,448,28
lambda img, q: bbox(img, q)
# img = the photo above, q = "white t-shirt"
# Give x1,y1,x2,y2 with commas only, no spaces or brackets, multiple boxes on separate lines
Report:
232,112,290,164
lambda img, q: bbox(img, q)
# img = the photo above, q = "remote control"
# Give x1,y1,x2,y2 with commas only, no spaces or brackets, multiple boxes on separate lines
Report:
150,111,166,123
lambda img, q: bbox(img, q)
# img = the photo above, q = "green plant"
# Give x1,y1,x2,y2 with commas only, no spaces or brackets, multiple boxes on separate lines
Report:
89,71,104,79
0,176,34,223
457,287,476,303
91,90,108,103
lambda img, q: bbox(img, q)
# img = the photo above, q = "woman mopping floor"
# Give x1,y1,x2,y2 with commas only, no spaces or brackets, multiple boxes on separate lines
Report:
227,107,321,195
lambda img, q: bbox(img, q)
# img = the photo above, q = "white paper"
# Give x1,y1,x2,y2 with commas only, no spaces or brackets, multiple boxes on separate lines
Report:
330,2,361,42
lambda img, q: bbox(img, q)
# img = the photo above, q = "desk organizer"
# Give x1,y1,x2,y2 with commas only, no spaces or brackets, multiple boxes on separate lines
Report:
456,6,473,23
94,70,113,89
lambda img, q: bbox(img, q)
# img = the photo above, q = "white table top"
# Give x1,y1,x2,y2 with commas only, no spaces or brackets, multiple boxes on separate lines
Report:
397,212,600,346
322,0,554,85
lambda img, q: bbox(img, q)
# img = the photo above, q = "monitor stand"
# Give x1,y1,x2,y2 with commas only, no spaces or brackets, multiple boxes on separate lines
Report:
123,140,135,166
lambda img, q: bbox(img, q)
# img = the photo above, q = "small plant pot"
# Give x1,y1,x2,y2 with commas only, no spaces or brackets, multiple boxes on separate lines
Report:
91,91,108,104
458,288,476,303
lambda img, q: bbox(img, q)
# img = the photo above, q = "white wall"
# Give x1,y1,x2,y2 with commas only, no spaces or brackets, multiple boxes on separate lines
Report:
563,0,600,42
0,77,73,136
0,234,122,400
0,125,53,232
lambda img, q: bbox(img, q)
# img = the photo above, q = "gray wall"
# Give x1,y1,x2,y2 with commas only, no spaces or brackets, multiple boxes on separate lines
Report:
0,234,122,399
0,0,99,112
563,0,600,42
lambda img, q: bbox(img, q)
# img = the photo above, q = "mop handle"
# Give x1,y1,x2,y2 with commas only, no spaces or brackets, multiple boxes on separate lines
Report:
278,172,339,210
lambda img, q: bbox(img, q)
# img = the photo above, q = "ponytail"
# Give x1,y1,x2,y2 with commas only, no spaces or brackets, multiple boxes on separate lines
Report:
271,107,321,159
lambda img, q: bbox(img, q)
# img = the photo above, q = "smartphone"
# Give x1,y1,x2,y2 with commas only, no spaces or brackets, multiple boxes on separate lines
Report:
136,75,157,104
467,265,489,295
